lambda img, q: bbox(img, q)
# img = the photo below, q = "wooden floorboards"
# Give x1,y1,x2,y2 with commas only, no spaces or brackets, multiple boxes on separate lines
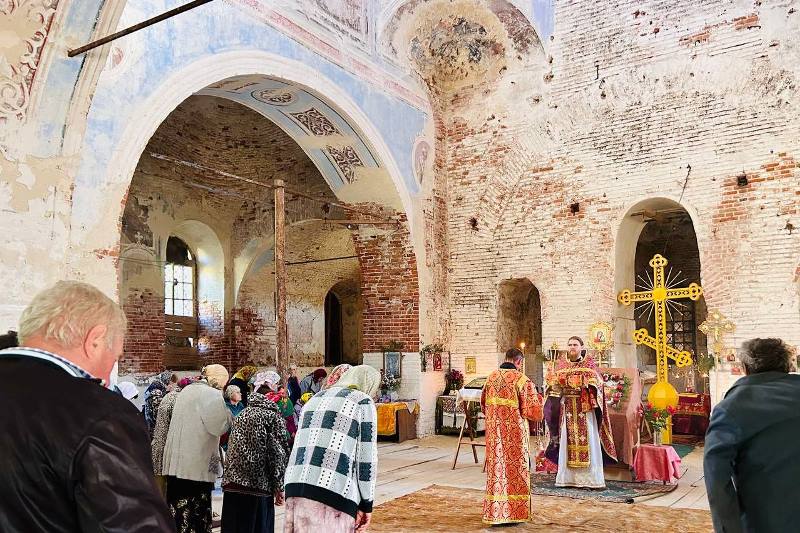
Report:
212,435,709,531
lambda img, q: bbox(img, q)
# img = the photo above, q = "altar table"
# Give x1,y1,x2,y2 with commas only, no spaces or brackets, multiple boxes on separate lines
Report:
377,401,419,442
632,444,682,484
672,393,710,436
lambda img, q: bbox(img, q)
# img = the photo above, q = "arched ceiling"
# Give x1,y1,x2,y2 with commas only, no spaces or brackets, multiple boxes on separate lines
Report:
197,75,380,194
136,94,339,208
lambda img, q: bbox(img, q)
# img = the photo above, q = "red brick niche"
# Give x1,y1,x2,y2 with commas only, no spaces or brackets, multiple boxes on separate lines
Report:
122,289,237,373
121,289,165,373
352,216,420,352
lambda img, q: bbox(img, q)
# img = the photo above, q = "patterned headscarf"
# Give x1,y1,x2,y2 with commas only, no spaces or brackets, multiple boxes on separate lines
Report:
323,364,352,389
253,370,281,392
233,365,258,382
335,365,382,399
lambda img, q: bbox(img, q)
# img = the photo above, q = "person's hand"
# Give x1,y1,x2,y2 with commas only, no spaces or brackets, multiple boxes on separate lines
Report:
274,491,285,506
355,511,372,532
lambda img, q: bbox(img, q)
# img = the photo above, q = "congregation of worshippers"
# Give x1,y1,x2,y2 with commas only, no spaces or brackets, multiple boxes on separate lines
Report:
2,282,799,533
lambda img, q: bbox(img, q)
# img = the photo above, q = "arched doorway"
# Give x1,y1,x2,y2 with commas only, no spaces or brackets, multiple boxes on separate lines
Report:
325,290,343,366
615,198,707,386
497,279,543,386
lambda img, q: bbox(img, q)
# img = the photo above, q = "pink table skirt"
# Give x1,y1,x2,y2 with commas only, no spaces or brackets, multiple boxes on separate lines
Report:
632,444,682,483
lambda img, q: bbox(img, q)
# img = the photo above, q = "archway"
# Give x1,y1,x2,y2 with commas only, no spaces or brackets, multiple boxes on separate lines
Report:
615,198,707,385
237,220,362,368
497,278,543,386
325,290,343,366
93,55,422,375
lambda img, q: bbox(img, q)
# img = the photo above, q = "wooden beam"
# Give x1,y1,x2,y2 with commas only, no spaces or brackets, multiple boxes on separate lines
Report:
274,179,288,378
68,0,214,57
148,153,399,224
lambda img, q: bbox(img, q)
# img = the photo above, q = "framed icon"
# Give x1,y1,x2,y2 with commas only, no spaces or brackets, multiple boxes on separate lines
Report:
465,356,477,374
384,351,402,378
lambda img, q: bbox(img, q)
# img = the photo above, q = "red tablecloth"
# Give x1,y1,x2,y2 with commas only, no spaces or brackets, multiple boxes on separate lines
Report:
605,368,642,466
672,393,710,436
633,444,682,483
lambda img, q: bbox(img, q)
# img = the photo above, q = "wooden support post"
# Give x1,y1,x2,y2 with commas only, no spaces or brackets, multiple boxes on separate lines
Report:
274,179,288,378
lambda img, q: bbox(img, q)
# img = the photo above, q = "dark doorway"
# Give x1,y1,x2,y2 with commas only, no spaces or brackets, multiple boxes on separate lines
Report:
634,208,707,378
325,290,343,366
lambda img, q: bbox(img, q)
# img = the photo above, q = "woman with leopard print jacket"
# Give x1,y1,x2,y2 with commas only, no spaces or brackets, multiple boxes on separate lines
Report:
221,389,289,533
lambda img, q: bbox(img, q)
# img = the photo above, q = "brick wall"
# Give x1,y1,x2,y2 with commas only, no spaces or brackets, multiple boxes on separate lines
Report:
121,289,165,373
353,215,420,352
415,0,800,403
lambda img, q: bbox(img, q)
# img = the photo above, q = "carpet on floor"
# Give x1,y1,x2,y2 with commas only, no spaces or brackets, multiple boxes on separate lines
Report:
671,443,696,458
370,485,712,533
530,473,676,503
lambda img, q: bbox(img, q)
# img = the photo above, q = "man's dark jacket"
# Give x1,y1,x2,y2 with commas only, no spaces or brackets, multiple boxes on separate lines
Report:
0,353,175,532
704,371,800,533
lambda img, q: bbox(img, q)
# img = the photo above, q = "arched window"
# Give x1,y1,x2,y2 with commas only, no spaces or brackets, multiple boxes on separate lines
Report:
164,236,198,368
165,236,195,317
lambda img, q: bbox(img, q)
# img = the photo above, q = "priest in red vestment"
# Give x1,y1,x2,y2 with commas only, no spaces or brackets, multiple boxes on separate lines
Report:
481,348,543,525
553,336,617,488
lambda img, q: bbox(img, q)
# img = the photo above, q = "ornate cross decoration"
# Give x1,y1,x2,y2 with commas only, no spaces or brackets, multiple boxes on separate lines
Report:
699,309,735,357
618,254,703,386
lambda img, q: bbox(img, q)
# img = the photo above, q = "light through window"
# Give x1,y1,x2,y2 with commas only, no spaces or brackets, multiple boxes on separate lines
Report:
164,236,195,317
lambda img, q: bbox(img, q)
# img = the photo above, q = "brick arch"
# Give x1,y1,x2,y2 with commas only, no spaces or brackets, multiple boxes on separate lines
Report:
67,51,425,374
613,196,705,368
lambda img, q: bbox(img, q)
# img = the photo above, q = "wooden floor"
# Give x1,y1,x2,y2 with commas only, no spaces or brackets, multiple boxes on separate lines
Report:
212,435,709,531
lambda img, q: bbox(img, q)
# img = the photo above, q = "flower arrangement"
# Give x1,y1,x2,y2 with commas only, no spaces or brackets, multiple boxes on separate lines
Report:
381,373,401,391
601,372,632,409
639,403,677,433
446,368,464,388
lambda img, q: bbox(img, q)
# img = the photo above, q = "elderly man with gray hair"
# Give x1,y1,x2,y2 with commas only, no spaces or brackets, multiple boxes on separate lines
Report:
704,337,800,533
0,280,174,532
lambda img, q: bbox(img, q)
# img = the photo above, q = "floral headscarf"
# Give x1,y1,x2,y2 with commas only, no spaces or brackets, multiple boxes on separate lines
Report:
323,364,352,390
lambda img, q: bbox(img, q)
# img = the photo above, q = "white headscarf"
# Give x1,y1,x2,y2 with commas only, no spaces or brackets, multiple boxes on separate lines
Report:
253,370,281,392
335,365,382,399
117,381,139,401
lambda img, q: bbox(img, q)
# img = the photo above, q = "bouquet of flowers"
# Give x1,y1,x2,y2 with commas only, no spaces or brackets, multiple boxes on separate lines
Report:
602,372,632,409
381,373,401,391
445,369,464,390
639,403,676,432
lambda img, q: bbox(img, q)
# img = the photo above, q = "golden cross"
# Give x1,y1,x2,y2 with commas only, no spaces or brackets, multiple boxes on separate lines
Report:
699,309,735,357
617,254,703,384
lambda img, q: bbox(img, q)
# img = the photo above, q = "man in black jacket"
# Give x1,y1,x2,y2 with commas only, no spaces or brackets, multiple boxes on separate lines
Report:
704,337,800,533
0,281,175,532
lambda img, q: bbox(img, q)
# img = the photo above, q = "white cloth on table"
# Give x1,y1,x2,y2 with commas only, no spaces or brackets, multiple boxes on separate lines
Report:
555,408,606,489
457,387,482,402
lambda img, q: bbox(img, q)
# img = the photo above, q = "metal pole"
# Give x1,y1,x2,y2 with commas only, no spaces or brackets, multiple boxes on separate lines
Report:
274,179,288,378
68,0,214,57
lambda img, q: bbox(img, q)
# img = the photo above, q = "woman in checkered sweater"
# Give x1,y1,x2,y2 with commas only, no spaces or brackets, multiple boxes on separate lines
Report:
284,365,380,533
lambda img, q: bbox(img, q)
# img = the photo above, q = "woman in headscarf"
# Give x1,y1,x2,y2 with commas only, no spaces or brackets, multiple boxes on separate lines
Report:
298,368,327,396
322,364,352,390
142,370,172,438
229,365,258,407
266,385,296,446
286,364,302,405
221,388,289,533
152,378,187,496
284,366,380,533
163,364,232,533
252,370,281,395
